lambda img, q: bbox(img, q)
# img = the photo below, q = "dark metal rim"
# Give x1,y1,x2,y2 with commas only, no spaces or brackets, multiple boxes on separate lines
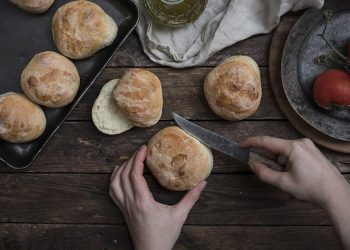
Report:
281,8,350,142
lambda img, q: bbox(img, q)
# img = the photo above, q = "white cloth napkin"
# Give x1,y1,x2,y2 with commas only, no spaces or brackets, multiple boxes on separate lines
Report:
135,0,324,68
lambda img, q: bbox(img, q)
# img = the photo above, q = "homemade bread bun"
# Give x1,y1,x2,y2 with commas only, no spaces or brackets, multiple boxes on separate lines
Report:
147,126,213,191
10,0,55,13
204,56,262,120
113,69,163,127
21,51,80,108
0,93,46,143
92,79,134,135
52,0,118,59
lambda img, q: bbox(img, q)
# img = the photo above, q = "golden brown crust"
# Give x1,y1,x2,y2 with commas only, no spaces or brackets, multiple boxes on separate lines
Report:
204,56,262,120
146,126,213,191
113,69,163,127
52,0,118,59
10,0,55,13
0,93,46,143
21,51,80,108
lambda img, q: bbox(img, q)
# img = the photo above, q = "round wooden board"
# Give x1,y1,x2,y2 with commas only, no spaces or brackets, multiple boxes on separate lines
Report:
269,14,350,153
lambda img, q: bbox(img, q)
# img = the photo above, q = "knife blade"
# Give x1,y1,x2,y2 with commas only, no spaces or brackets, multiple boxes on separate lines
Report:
173,113,285,172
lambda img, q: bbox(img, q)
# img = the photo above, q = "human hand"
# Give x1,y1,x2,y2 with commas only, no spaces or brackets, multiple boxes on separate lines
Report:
239,136,349,208
109,145,207,250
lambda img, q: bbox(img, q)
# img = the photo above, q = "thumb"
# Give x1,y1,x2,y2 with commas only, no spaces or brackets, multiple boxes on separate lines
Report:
174,181,207,217
251,163,286,189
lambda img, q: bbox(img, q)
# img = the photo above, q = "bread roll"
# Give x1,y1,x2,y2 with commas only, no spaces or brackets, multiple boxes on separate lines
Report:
204,56,262,120
10,0,55,13
0,93,46,143
21,51,80,108
92,79,134,135
147,126,213,191
52,0,118,59
113,69,163,127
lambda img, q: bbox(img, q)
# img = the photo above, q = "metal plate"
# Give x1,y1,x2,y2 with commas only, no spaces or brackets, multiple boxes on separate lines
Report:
0,0,139,169
282,8,350,141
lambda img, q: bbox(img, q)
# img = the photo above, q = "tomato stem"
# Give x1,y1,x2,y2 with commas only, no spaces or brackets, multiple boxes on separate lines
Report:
318,34,348,61
315,10,350,74
331,102,345,111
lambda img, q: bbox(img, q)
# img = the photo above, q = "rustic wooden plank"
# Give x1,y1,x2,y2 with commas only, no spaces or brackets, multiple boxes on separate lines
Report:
0,173,348,225
0,224,130,250
176,226,339,250
1,121,349,173
0,224,340,250
107,32,271,68
69,67,284,121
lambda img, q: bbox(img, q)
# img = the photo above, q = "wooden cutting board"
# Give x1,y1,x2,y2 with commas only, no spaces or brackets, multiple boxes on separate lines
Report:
269,14,350,153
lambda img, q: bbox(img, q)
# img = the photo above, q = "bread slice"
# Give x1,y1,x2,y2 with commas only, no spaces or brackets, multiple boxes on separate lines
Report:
92,79,133,135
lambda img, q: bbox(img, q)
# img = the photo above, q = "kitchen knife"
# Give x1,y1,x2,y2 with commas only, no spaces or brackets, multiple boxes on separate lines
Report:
173,113,285,172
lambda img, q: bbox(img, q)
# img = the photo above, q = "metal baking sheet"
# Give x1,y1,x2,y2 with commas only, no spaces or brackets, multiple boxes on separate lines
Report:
0,0,139,169
281,8,350,141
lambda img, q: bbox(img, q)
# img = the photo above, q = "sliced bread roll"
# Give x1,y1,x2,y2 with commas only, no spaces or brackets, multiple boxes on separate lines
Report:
92,79,134,135
92,69,163,135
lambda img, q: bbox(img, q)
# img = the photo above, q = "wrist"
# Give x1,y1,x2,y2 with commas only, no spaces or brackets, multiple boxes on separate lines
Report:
135,244,172,250
322,181,350,212
320,180,350,249
134,239,173,250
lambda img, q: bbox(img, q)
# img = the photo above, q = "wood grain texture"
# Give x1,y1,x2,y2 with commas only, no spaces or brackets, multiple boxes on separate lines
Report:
0,7,347,250
0,224,340,250
0,173,349,225
107,32,271,67
68,67,284,121
0,121,349,173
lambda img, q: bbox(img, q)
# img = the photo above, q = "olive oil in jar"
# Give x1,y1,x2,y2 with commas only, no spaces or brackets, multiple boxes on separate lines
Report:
144,0,207,26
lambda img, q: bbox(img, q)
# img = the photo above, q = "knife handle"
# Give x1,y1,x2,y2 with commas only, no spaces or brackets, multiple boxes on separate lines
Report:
249,152,285,172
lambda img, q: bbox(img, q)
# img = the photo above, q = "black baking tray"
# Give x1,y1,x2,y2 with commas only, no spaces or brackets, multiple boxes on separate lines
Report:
0,0,139,169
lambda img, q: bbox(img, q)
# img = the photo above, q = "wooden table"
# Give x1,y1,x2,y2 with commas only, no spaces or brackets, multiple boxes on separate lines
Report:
1,8,350,250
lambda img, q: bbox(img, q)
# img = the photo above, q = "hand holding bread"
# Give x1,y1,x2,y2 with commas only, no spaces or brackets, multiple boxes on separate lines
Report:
109,145,207,250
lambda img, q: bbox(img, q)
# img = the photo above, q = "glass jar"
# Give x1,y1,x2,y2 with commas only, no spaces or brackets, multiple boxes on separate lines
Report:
144,0,208,27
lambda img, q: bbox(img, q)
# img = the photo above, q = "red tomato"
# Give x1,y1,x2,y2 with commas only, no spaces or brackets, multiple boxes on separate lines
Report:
313,69,350,109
